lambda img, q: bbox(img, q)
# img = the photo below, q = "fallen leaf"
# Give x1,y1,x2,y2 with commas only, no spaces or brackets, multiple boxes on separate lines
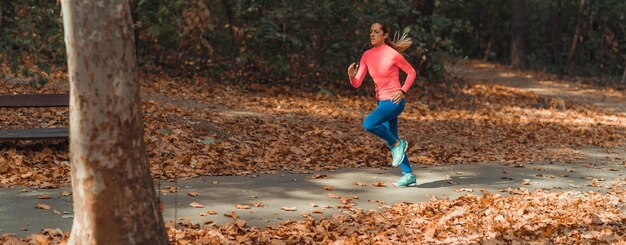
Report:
189,202,204,208
372,182,386,187
235,204,251,209
35,203,51,210
311,174,327,179
281,207,297,211
207,210,217,215
187,192,200,197
224,211,237,220
354,182,367,186
340,197,351,204
37,194,50,199
235,220,246,228
323,185,336,191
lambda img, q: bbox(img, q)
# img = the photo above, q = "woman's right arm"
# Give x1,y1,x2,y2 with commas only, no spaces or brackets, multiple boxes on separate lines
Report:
349,55,367,88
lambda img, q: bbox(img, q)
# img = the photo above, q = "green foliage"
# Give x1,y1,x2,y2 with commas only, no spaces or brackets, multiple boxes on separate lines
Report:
0,1,63,85
2,0,625,86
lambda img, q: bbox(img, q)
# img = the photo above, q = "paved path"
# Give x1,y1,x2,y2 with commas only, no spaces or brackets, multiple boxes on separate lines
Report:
1,146,624,237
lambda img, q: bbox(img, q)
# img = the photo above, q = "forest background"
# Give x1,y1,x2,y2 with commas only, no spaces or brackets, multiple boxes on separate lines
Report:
2,0,625,89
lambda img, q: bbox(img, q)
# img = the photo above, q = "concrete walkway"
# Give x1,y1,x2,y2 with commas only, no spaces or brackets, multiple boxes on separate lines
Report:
1,147,624,237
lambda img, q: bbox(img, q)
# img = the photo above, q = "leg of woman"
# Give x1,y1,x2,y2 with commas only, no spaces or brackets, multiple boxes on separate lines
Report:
362,100,405,146
386,117,413,174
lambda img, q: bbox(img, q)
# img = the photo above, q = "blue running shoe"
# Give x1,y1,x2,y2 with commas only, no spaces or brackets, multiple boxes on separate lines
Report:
390,139,408,167
394,173,417,187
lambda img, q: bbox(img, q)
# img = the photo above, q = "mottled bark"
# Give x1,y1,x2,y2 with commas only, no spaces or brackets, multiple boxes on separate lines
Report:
60,0,168,244
511,0,526,69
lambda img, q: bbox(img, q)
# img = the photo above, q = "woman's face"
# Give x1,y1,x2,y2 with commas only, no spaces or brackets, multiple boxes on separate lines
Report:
370,23,387,47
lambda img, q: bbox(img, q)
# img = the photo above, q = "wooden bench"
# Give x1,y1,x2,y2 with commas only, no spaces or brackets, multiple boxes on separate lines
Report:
0,94,69,141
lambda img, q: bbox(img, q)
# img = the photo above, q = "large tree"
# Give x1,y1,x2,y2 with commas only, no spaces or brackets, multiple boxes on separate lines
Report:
60,0,168,244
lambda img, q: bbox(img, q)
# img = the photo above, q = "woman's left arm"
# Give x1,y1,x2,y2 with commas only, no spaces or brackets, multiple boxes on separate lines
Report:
395,54,417,94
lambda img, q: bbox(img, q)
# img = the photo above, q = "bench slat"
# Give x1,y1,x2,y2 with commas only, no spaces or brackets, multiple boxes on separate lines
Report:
0,94,69,107
0,128,69,140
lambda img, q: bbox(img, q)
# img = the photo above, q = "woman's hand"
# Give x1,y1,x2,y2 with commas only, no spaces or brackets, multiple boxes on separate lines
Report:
391,90,405,104
347,63,357,80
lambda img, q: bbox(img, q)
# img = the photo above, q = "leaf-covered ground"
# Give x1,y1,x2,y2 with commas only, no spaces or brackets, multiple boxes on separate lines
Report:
1,60,625,244
1,61,624,188
3,189,625,244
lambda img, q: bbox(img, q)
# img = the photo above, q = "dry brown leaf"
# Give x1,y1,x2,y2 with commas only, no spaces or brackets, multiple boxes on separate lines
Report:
281,207,297,211
235,220,246,228
311,174,327,179
372,182,386,187
189,202,204,208
35,203,51,210
323,185,336,191
37,194,50,199
187,192,200,197
235,204,251,209
354,182,367,186
224,211,237,220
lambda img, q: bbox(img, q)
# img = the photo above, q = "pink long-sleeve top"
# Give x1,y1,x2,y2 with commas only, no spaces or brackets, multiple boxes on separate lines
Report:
351,44,416,101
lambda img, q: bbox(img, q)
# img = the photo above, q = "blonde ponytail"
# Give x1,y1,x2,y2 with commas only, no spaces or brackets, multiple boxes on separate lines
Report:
387,31,412,53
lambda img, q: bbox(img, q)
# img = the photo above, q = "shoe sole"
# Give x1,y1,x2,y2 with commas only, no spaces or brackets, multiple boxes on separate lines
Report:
392,140,408,167
393,182,417,188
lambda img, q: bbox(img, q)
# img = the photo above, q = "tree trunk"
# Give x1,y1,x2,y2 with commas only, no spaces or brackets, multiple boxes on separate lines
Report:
60,0,168,244
221,0,239,72
511,0,526,69
622,60,626,84
566,0,586,71
550,0,563,76
0,0,5,32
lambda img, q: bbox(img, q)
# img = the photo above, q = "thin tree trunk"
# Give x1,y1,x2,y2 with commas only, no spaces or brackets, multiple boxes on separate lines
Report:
511,0,526,69
221,0,239,72
0,0,5,32
60,0,168,244
483,13,496,61
622,60,626,83
483,38,492,61
566,0,586,71
551,0,563,76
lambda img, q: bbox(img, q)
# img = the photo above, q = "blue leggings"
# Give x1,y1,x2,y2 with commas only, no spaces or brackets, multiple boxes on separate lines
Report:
363,99,413,174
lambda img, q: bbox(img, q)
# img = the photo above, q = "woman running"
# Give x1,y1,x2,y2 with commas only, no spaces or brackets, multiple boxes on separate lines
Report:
347,22,417,187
